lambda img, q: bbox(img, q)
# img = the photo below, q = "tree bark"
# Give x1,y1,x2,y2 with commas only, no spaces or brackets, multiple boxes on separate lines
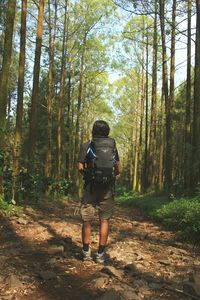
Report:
0,0,16,196
159,0,172,192
28,0,44,171
169,0,176,185
73,34,87,171
12,0,27,201
57,0,68,179
192,0,200,190
138,65,145,192
159,89,165,190
148,0,158,187
184,0,192,190
45,0,57,178
143,23,149,191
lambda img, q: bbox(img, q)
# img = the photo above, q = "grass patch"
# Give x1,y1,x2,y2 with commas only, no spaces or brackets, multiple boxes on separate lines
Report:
0,197,23,216
116,190,200,241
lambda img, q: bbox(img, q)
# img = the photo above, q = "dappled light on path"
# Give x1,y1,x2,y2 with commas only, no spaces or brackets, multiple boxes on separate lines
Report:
0,200,200,300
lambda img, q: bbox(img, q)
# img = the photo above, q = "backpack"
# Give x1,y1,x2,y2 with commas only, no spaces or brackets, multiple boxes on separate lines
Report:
86,137,116,185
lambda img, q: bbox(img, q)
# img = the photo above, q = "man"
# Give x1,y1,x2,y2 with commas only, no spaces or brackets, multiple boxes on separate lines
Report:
77,120,121,263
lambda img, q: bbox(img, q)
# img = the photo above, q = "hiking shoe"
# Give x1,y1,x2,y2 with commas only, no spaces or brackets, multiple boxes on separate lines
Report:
96,251,106,263
82,248,92,261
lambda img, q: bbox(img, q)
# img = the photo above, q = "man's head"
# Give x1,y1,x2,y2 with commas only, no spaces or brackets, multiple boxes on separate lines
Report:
92,120,110,137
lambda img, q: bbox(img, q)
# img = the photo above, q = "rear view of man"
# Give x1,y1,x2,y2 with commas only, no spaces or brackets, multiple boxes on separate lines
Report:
77,120,121,263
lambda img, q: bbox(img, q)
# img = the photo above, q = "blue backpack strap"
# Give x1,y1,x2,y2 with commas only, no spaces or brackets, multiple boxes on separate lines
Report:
86,140,97,160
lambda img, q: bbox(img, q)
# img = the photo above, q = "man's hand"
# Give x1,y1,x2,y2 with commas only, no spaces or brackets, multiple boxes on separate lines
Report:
77,162,84,174
115,161,122,176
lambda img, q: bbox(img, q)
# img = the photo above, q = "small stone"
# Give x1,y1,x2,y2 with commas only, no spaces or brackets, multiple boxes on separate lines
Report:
17,217,28,225
39,271,57,280
189,273,200,284
158,259,171,265
62,237,73,245
148,282,163,290
97,289,121,300
4,274,24,289
183,282,200,297
122,289,141,300
46,245,64,254
124,263,138,274
182,273,200,297
136,255,143,261
101,266,123,279
94,277,109,289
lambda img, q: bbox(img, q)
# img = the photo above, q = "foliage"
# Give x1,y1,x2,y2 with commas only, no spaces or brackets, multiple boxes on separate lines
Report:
116,190,200,241
0,197,23,216
154,198,200,240
3,167,73,202
47,178,73,198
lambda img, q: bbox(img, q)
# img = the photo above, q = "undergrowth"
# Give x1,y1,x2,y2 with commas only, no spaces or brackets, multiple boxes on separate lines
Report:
0,197,23,216
116,188,200,242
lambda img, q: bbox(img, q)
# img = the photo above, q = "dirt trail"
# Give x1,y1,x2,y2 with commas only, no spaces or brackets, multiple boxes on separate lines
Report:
0,199,200,300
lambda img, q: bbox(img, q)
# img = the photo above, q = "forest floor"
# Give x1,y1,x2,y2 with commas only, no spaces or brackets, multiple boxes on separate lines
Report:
0,198,200,300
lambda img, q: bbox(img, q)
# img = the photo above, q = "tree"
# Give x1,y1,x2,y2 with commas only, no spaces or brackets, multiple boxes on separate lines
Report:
159,0,172,192
192,0,200,189
28,0,44,171
184,0,192,190
57,0,68,179
12,0,27,201
148,0,158,188
0,0,16,196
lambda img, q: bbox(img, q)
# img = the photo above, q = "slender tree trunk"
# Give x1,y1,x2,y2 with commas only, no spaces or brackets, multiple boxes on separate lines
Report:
28,0,44,171
143,24,149,191
57,0,68,179
45,0,56,178
192,0,200,190
159,91,165,190
130,126,134,189
148,0,158,187
184,0,192,190
12,0,27,201
159,0,171,192
0,0,16,196
138,66,145,192
169,0,176,185
74,35,86,171
133,124,139,191
66,61,72,179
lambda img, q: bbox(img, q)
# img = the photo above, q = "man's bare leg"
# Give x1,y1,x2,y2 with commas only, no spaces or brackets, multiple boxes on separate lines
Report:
82,221,91,245
99,219,109,250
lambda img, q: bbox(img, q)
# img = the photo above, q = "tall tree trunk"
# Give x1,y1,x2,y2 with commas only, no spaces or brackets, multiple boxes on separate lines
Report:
159,0,171,192
169,0,176,184
12,0,27,201
184,0,192,190
28,0,44,171
73,34,86,172
148,0,158,187
65,61,72,179
0,0,16,196
143,23,149,191
192,0,200,190
138,66,145,192
133,125,139,191
159,90,165,190
57,0,68,179
129,126,134,189
45,0,57,178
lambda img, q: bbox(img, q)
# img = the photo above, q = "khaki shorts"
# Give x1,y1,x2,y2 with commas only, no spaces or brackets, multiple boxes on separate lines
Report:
80,184,115,222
